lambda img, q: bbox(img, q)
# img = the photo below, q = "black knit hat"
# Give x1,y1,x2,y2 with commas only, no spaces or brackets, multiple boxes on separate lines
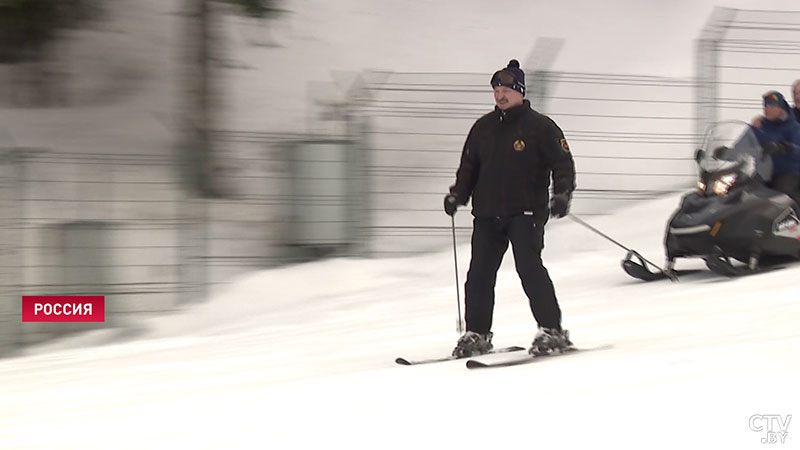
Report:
490,59,526,96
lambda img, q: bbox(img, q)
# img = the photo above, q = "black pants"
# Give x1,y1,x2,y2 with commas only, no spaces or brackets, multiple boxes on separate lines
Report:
768,173,800,208
464,214,562,334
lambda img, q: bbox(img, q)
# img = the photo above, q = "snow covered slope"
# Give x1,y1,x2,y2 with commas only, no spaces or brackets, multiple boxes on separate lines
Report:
1,191,798,449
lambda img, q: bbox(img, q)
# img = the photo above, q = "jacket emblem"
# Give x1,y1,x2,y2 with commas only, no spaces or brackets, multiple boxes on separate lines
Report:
560,138,570,153
513,139,526,151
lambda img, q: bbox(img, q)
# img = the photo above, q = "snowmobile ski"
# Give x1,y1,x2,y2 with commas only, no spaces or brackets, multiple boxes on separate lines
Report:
395,346,525,366
621,250,680,282
705,258,785,278
623,265,703,282
465,344,613,369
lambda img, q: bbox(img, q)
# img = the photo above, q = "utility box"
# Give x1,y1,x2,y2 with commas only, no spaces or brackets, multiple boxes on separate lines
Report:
287,140,357,255
60,221,114,297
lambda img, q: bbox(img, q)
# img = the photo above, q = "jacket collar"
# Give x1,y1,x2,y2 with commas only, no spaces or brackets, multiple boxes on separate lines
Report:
495,99,530,123
765,110,791,125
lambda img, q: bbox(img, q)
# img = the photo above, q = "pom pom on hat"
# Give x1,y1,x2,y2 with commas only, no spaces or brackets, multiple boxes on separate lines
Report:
490,59,526,96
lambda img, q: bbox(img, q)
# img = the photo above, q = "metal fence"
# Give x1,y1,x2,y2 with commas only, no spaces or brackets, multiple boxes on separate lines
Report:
0,148,186,352
0,132,360,353
359,70,698,255
698,8,800,128
359,8,800,257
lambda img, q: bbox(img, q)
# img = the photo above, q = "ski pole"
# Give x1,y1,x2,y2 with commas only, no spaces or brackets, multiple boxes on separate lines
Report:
451,215,464,334
567,213,670,275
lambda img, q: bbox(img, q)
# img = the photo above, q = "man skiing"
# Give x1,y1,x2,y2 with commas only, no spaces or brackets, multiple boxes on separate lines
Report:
444,59,576,358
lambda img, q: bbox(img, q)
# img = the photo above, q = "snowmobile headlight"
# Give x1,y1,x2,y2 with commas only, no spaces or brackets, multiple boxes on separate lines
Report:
712,173,737,196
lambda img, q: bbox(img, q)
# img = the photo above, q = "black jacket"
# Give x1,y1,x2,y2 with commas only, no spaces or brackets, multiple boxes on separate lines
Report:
449,100,576,219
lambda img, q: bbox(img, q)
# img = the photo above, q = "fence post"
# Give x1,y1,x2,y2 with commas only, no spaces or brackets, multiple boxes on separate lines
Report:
695,7,737,146
524,37,565,114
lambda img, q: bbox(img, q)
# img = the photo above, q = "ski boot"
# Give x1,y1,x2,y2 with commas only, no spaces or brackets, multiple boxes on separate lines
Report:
452,331,493,358
528,327,574,356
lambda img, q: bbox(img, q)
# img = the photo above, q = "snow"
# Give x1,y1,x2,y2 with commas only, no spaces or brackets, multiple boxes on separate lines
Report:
1,192,798,449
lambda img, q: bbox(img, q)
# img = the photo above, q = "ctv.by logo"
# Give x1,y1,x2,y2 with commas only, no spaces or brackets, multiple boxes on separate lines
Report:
749,414,791,444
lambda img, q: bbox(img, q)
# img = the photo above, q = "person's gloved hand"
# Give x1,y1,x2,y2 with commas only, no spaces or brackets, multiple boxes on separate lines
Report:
549,193,571,219
443,193,459,216
764,141,792,155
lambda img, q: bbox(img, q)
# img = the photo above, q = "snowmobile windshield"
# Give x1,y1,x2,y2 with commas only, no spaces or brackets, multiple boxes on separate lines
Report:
698,121,772,180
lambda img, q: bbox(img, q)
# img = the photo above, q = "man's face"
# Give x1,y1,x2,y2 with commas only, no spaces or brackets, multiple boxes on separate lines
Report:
493,86,524,110
764,103,784,121
793,83,800,106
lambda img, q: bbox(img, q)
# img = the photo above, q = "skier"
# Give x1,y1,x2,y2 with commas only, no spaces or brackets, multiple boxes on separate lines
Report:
791,80,800,122
444,59,576,358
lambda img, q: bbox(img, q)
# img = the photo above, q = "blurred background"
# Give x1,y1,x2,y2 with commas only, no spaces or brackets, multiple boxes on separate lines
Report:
1,0,800,353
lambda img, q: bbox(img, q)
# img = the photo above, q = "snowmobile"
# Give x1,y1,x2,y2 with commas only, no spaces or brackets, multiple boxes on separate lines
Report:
623,120,800,281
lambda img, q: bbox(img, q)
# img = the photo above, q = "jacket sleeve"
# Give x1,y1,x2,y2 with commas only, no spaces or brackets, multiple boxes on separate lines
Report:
449,124,480,205
789,122,800,150
750,125,770,148
540,118,576,196
788,124,800,171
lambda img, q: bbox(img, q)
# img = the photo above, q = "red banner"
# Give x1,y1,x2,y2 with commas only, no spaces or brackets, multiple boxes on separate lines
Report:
22,296,105,322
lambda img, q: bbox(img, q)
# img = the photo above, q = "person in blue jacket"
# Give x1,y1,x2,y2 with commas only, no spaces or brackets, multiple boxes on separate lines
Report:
750,90,800,207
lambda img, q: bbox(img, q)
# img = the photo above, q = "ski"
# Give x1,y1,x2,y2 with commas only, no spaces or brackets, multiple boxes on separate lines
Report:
395,346,525,366
623,267,703,282
465,344,613,369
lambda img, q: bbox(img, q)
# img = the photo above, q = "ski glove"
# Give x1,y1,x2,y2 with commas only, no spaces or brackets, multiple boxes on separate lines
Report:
549,193,571,218
764,141,792,156
444,194,459,216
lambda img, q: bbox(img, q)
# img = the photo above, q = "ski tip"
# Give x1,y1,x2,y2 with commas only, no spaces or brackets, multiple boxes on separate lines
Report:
465,359,489,369
395,358,411,365
507,346,526,352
